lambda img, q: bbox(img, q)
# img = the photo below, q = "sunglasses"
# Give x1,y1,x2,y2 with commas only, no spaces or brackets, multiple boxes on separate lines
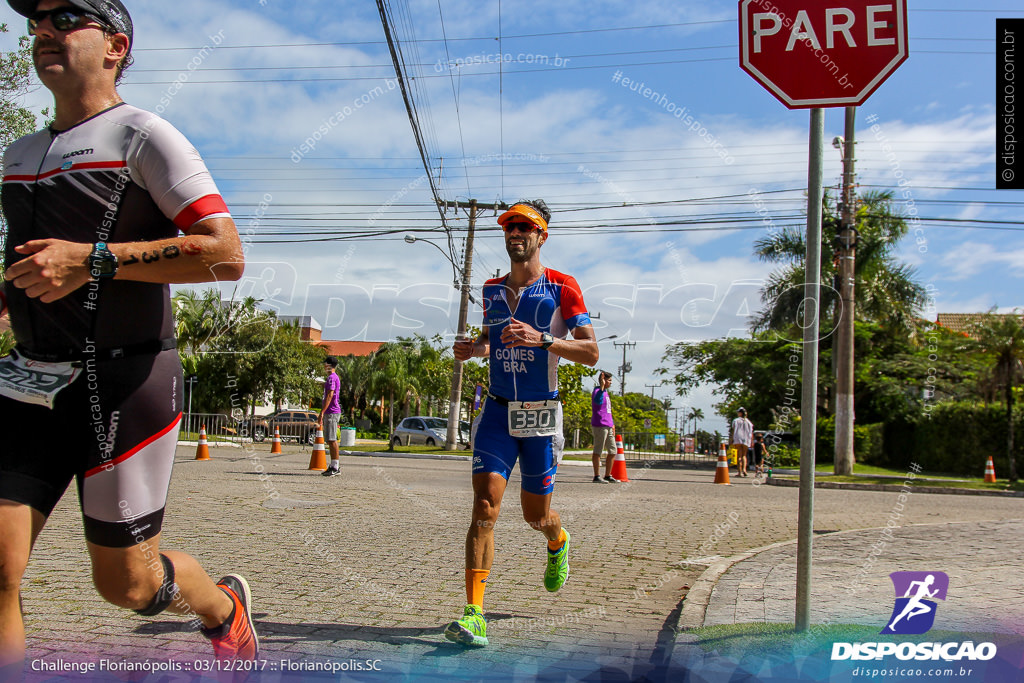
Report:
28,8,109,35
503,222,540,234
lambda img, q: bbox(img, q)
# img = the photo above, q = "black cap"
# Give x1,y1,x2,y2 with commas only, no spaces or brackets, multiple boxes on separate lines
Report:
9,0,133,50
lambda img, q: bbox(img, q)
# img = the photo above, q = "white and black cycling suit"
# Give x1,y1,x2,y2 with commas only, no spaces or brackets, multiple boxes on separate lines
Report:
0,103,232,547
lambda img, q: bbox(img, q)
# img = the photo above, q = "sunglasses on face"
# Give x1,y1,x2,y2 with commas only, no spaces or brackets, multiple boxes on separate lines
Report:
28,8,108,35
503,222,540,234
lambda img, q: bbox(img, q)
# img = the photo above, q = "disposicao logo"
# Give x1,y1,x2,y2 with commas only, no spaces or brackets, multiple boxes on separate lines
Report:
831,571,997,662
882,571,948,635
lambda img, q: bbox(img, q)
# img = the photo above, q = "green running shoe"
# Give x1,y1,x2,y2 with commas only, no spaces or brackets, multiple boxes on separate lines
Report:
544,528,571,592
444,604,488,647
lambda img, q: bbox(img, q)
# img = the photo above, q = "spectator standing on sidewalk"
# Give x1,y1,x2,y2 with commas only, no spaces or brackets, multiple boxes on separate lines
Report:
591,370,618,483
730,408,754,477
320,356,342,477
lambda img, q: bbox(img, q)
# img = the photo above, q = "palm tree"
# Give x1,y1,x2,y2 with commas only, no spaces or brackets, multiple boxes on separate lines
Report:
971,310,1024,482
369,342,419,436
752,190,930,333
687,407,704,452
336,354,373,424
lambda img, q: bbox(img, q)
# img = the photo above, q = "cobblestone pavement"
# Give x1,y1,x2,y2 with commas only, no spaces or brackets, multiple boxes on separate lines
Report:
18,447,1024,680
699,519,1024,634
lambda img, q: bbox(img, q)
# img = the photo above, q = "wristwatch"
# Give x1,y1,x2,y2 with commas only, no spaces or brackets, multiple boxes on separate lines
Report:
88,242,118,280
539,332,554,350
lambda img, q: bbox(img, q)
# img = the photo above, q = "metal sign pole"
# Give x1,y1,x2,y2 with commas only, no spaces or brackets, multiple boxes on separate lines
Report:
796,107,825,632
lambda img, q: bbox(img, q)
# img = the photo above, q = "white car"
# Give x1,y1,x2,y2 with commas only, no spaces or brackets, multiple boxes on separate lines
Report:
390,416,470,447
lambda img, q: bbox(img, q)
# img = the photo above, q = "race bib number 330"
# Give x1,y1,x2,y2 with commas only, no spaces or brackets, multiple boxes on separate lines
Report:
507,400,559,437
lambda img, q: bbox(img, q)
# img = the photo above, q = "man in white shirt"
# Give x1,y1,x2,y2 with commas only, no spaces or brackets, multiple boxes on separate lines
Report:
730,408,754,477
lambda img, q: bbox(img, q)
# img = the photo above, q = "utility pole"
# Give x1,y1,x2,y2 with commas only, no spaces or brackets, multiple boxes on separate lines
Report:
834,107,857,475
645,383,661,399
444,199,507,450
613,341,636,395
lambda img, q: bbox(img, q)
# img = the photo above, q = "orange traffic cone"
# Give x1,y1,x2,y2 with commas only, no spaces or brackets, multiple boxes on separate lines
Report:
308,428,327,471
610,434,630,482
270,427,282,454
984,456,997,483
714,443,731,485
195,424,211,461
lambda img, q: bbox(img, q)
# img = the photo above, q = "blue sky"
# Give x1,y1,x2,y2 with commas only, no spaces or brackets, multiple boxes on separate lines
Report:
2,0,1020,426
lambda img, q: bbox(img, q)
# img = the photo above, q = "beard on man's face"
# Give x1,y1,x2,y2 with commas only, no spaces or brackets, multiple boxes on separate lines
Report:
505,233,542,262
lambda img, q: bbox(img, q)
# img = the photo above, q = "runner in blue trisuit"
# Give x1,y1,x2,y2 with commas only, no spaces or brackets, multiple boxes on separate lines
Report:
445,200,599,647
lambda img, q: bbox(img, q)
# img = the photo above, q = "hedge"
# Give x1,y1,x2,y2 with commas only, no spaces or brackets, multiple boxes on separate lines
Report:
884,402,1023,477
786,404,1021,477
814,416,885,465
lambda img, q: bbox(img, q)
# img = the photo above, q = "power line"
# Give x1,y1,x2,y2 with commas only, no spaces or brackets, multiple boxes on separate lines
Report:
376,0,457,281
436,0,471,199
498,0,505,199
132,19,736,52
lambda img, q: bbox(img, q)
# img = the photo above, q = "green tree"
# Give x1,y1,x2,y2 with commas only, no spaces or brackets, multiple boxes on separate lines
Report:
176,294,325,417
336,354,373,424
687,407,704,445
660,332,808,429
752,190,930,334
855,320,983,423
370,342,417,435
559,361,598,442
970,310,1024,482
609,392,669,435
1,24,45,355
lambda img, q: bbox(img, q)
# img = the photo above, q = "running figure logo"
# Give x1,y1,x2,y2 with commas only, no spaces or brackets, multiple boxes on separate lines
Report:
881,571,949,635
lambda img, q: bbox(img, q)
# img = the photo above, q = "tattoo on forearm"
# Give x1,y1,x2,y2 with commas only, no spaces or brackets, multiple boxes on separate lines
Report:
122,244,191,267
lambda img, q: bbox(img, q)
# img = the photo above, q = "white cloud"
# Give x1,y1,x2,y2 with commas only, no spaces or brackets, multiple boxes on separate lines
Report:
938,241,1024,281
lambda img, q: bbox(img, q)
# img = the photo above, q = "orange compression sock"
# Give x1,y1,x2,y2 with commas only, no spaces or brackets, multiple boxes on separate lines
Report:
547,528,567,551
466,568,489,608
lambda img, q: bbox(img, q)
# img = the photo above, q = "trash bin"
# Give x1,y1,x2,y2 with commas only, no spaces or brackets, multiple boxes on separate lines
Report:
339,427,356,447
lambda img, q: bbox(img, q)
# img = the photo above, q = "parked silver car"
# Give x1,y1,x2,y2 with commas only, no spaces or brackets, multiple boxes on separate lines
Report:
390,416,470,447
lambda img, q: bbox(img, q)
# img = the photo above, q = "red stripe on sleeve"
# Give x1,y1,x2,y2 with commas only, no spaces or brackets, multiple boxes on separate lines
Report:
557,275,589,319
174,194,230,231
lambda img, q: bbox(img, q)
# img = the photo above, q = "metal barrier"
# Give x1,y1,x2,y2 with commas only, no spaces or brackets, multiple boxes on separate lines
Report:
616,432,717,467
179,412,244,446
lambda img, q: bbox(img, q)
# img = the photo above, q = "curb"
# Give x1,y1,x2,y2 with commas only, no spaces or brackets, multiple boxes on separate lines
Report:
765,477,1024,498
340,450,469,462
176,440,242,449
674,539,799,631
339,451,600,466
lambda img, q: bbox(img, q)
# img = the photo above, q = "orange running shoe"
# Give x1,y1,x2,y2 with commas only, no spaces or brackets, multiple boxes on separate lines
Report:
203,574,259,660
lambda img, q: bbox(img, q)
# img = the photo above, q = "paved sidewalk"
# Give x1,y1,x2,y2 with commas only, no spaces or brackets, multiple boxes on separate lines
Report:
669,519,1024,681
682,519,1024,634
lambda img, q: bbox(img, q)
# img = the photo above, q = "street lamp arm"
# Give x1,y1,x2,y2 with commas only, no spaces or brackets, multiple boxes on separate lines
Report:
405,234,461,287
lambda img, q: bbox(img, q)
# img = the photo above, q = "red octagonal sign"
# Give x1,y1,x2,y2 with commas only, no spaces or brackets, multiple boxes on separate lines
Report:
739,0,908,109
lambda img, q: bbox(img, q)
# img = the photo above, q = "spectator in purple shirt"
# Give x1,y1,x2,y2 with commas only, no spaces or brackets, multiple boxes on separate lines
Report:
591,371,618,483
320,356,343,477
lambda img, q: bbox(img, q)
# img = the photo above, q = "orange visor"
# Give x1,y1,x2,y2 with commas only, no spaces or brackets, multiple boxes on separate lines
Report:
497,204,548,232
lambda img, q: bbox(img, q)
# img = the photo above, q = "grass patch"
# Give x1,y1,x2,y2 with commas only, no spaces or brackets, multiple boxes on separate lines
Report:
775,474,1023,493
687,622,1018,660
812,463,971,479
